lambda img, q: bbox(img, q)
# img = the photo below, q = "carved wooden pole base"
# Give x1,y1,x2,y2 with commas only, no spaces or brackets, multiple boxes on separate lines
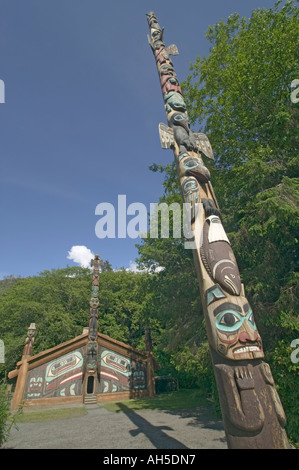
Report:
211,350,290,448
10,358,29,411
10,323,36,411
146,352,156,397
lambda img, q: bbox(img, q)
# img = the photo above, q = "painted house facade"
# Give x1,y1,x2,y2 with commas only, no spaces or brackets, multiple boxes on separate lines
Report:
9,329,156,410
8,255,156,410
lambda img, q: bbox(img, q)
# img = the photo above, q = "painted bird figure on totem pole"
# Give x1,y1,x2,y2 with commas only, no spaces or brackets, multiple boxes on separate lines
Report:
146,11,290,449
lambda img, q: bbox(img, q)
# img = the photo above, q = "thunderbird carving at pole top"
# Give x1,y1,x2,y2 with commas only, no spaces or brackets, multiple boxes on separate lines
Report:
146,12,214,162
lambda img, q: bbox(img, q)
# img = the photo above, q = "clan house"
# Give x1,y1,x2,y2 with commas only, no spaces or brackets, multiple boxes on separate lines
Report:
8,255,156,410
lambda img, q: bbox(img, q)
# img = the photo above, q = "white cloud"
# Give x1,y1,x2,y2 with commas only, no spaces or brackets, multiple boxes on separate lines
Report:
126,260,165,274
154,265,165,273
67,245,94,268
126,260,142,273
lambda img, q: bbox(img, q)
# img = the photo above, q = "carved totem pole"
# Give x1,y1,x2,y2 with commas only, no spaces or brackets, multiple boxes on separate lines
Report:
146,12,290,449
83,254,103,396
145,326,153,354
10,323,36,410
22,323,36,357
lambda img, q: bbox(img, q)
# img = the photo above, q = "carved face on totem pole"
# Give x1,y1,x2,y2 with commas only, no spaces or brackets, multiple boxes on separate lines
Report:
146,12,161,30
205,285,264,360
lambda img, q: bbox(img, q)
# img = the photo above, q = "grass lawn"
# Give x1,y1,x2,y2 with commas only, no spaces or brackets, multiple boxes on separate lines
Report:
98,389,210,413
13,389,210,423
15,407,87,423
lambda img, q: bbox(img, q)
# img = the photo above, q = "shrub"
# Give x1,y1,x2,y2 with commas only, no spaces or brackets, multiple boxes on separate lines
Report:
0,379,17,447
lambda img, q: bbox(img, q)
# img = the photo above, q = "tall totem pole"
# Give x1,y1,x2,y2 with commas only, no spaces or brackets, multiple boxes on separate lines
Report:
84,254,103,397
146,12,290,449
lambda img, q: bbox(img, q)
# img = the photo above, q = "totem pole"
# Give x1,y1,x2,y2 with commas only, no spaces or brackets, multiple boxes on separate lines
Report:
144,325,156,396
146,12,290,449
22,323,36,357
84,254,103,396
145,326,153,354
10,323,36,410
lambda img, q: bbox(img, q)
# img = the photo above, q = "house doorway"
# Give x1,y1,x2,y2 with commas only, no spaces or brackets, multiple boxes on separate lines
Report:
87,376,94,394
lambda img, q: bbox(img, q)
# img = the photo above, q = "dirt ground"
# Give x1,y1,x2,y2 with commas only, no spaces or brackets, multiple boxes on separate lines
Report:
2,403,227,450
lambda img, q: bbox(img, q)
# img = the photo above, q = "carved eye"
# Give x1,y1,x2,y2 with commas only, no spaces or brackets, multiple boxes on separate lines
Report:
184,158,199,170
220,313,240,327
216,311,242,332
174,114,184,122
247,311,257,330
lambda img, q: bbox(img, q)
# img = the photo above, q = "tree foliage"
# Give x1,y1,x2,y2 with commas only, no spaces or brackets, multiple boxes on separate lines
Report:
0,379,17,447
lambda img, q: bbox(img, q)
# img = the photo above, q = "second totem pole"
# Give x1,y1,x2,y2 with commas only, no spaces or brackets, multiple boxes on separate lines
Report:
146,11,290,449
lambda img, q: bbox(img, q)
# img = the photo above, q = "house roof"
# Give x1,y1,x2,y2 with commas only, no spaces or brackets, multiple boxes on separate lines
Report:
8,331,148,379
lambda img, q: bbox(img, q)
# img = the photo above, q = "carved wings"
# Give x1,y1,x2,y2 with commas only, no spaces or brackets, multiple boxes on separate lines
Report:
165,44,179,56
194,133,214,160
158,122,175,149
158,123,214,160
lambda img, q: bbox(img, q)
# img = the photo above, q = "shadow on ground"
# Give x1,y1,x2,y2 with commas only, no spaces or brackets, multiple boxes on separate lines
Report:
166,406,224,431
2,402,227,449
117,402,189,449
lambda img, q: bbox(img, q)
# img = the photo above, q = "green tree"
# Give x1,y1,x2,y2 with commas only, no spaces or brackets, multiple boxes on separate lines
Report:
136,164,212,391
0,379,17,447
97,268,151,348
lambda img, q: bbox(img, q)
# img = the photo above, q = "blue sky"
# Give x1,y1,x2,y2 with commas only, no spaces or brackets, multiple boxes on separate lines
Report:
0,0,278,278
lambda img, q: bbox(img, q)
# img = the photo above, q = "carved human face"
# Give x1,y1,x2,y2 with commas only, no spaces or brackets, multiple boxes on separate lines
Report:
151,28,162,42
205,285,264,360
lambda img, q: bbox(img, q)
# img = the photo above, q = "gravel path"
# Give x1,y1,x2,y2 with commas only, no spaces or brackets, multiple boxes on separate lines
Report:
2,404,227,449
